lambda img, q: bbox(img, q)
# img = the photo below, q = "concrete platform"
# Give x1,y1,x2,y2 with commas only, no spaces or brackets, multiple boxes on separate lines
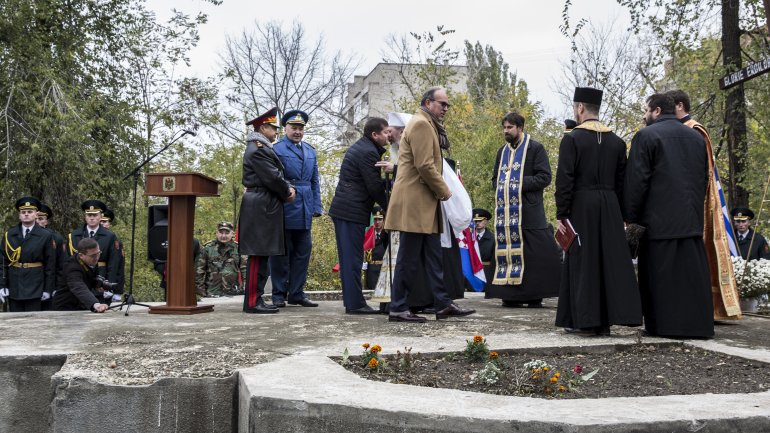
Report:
2,293,770,433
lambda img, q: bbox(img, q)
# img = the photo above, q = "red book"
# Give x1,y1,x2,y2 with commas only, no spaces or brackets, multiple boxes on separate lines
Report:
555,219,579,252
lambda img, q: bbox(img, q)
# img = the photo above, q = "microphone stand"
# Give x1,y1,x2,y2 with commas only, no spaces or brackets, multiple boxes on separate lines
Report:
110,130,194,315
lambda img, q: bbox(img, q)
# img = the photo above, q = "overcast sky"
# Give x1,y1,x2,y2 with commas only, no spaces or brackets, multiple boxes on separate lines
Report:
147,0,629,118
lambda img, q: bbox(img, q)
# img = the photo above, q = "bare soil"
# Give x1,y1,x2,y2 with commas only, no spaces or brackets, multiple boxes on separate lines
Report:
340,342,770,399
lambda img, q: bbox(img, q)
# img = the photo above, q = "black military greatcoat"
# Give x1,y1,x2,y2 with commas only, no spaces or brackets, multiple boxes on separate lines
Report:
238,133,293,256
3,224,56,300
736,229,770,261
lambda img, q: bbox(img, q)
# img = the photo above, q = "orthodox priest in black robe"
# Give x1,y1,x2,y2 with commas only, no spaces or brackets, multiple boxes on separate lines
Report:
624,93,713,338
555,87,642,335
487,112,561,308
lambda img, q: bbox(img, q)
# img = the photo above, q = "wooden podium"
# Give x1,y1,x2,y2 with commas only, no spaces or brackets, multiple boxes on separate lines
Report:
145,173,220,314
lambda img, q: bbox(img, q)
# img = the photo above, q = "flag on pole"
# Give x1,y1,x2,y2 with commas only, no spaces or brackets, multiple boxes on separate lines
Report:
459,224,486,292
714,165,738,256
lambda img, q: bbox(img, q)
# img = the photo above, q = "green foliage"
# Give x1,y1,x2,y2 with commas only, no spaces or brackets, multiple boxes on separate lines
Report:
463,336,490,362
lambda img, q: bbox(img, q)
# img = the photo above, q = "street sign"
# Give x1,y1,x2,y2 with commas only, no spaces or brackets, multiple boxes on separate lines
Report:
719,57,770,90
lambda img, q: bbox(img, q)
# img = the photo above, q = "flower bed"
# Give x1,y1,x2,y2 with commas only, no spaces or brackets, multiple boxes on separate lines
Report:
338,339,770,399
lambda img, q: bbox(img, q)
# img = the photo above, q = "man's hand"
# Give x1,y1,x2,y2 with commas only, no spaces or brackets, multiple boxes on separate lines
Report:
287,187,296,203
556,220,567,235
440,191,453,201
0,288,8,304
40,291,51,301
92,303,109,313
375,160,395,173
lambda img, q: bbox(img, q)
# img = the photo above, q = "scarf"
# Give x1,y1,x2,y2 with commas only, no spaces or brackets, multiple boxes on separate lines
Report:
420,107,450,150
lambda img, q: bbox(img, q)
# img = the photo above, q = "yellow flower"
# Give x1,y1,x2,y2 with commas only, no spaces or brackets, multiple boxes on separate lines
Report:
362,343,370,349
543,367,549,372
554,372,561,378
489,352,499,359
550,376,558,383
473,335,484,343
559,385,566,392
368,358,379,369
371,345,382,353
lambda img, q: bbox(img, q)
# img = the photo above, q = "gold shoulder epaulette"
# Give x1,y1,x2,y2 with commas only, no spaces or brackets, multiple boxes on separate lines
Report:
4,231,20,264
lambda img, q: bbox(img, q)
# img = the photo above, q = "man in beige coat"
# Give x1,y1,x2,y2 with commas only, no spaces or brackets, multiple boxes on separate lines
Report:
384,87,476,323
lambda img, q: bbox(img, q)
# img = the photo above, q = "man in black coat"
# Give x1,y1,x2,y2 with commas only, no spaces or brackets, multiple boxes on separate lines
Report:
555,88,642,336
329,117,392,314
53,238,109,313
732,207,770,261
68,199,123,306
487,112,561,308
624,93,712,338
36,203,68,310
2,197,57,312
239,107,295,314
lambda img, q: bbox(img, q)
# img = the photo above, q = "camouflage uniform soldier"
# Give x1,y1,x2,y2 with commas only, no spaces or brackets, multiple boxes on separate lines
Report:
195,221,247,297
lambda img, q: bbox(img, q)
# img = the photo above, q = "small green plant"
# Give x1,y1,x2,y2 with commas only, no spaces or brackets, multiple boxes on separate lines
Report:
340,347,350,366
395,346,415,372
463,335,490,362
477,361,503,385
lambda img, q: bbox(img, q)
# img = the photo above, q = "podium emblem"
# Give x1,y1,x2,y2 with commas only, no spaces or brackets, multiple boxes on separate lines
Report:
162,176,176,192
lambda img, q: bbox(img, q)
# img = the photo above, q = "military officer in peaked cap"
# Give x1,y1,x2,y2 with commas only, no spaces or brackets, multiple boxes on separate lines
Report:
100,208,125,294
68,199,123,305
471,208,495,290
36,203,68,309
2,197,56,311
269,109,322,308
732,207,770,261
239,107,295,313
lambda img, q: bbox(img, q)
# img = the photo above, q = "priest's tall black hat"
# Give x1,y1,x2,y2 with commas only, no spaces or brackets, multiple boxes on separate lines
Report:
573,87,603,106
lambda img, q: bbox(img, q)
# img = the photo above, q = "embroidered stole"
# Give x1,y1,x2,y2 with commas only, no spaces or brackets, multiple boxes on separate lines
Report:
493,134,529,285
684,119,741,319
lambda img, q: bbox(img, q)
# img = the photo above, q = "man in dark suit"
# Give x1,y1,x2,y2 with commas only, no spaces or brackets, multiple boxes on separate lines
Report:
472,209,495,290
624,92,712,338
732,207,770,261
2,197,56,312
329,118,391,314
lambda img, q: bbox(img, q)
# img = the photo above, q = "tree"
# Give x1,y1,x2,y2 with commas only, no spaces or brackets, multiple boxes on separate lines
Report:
219,20,358,150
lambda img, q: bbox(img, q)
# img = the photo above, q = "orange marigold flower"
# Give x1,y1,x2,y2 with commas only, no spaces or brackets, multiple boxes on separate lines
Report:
473,335,484,343
550,376,558,383
543,367,549,372
368,358,379,369
489,352,499,359
554,372,561,378
559,385,566,392
362,343,370,349
371,345,382,353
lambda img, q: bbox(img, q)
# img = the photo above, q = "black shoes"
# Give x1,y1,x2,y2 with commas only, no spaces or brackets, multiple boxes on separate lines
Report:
564,326,611,336
273,300,287,308
346,305,379,315
388,311,427,323
435,303,476,320
288,298,319,307
244,299,279,314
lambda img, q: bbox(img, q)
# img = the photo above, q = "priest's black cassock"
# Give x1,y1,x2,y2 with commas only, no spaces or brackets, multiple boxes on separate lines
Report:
487,136,561,304
624,114,713,338
554,121,642,330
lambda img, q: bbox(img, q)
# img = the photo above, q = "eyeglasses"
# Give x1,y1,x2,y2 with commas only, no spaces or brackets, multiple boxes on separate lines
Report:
430,99,451,109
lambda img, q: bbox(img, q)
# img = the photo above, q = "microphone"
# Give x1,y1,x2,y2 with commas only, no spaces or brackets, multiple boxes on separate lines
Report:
183,129,197,136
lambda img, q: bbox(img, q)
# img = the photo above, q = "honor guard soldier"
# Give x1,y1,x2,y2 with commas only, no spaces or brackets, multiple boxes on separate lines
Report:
472,208,495,290
68,200,123,305
100,208,125,293
732,207,770,261
36,203,68,309
1,197,56,312
364,206,388,292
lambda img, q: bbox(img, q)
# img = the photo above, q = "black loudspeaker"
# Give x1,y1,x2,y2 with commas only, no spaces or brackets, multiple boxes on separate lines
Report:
147,205,168,262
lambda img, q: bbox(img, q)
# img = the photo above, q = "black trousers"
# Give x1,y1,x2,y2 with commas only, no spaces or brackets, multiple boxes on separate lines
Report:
389,232,451,313
9,298,42,312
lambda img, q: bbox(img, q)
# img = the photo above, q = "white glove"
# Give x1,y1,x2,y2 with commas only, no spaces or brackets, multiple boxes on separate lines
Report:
0,288,8,303
112,294,122,302
40,292,51,301
103,290,114,299
362,262,368,270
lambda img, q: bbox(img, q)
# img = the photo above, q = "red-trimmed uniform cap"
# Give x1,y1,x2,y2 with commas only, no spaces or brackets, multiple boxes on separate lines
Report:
246,107,280,129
